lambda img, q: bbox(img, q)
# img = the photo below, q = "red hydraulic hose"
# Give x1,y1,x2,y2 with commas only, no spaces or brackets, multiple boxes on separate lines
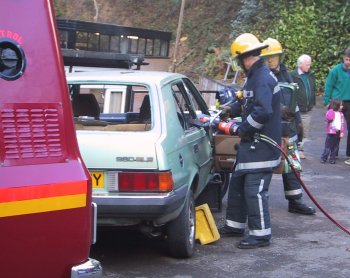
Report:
259,134,350,236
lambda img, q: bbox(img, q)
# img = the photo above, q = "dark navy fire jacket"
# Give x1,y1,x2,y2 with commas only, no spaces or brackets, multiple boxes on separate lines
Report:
229,58,281,176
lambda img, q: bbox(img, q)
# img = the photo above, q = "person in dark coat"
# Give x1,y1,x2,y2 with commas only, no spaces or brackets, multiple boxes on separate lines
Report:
218,33,281,249
260,38,315,215
290,55,316,113
290,54,316,158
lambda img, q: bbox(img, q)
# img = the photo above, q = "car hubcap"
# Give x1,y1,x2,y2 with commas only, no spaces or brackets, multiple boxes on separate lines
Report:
188,200,195,247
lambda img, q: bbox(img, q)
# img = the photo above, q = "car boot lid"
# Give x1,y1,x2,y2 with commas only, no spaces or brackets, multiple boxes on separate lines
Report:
77,131,159,169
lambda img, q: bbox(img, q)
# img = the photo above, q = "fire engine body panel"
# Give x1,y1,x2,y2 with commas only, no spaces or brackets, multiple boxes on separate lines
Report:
0,1,102,277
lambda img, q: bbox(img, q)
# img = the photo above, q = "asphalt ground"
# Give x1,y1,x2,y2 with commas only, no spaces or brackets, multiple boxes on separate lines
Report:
91,96,350,278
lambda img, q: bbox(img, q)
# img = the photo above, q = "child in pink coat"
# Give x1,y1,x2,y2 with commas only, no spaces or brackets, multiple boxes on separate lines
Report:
321,99,346,164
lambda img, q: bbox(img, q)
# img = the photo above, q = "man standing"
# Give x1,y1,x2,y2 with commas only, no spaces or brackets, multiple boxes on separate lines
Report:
260,38,315,215
291,54,316,113
290,54,316,159
219,33,281,249
323,47,350,165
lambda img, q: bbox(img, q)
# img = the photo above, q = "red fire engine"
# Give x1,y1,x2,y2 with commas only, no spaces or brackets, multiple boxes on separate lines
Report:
0,1,102,277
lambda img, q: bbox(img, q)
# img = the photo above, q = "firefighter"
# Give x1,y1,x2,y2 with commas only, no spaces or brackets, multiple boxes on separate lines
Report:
260,38,316,215
218,33,281,249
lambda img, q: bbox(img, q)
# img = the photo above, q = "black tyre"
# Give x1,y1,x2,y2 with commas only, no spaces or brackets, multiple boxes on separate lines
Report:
166,192,195,258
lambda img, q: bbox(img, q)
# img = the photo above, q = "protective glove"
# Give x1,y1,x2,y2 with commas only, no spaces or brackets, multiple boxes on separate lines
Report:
219,105,232,119
281,105,295,122
237,128,252,142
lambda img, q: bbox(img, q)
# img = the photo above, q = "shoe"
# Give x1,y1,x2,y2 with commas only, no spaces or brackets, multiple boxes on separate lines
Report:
329,160,335,164
320,159,326,163
298,151,306,159
218,225,244,237
345,159,350,166
297,142,303,150
289,201,316,215
237,237,270,249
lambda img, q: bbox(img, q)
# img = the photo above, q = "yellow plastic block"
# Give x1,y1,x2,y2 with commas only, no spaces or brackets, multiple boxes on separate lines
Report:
195,203,220,245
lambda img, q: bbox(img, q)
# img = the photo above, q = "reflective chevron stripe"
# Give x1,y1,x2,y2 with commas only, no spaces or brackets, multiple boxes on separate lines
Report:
0,180,87,217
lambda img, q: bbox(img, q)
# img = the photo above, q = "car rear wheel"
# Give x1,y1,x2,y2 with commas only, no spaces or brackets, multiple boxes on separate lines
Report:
166,191,195,258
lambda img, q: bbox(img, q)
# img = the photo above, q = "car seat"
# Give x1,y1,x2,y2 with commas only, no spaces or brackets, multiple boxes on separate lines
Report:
139,94,151,123
72,94,100,120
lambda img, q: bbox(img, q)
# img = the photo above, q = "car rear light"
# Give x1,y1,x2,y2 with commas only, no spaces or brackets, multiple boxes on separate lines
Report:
118,171,174,192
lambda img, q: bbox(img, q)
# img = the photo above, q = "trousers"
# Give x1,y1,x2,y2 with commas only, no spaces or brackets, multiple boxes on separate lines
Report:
321,132,340,162
225,172,272,239
282,172,303,200
342,102,350,157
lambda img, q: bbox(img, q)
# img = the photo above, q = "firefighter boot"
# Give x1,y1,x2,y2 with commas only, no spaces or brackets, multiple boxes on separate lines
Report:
218,225,244,237
237,237,270,249
288,198,316,215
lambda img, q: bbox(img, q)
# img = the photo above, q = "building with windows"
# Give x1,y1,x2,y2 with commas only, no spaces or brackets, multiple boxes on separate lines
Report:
57,19,172,71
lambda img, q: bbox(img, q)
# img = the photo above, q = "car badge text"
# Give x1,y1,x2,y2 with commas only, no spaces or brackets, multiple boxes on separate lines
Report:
116,156,154,162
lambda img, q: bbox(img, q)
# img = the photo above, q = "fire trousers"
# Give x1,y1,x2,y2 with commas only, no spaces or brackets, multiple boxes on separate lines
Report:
282,172,303,201
225,172,272,240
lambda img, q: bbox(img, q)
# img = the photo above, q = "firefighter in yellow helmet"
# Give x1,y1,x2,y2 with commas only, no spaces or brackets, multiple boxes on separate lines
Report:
260,37,284,71
261,38,316,215
230,33,268,72
219,33,281,249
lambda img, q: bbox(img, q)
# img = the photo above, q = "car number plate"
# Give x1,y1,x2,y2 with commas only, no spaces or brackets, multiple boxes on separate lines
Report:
90,171,104,189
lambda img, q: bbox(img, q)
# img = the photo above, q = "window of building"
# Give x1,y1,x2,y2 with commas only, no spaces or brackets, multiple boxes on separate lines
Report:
146,39,153,56
88,33,99,51
100,35,110,52
138,38,146,54
110,36,120,53
120,36,129,54
59,30,68,49
153,39,161,56
75,31,88,50
129,37,138,54
160,40,168,57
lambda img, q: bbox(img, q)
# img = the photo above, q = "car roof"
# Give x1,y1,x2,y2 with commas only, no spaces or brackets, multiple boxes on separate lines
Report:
66,70,186,86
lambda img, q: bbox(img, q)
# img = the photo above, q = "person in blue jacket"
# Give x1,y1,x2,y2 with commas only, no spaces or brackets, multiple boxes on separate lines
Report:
219,33,281,249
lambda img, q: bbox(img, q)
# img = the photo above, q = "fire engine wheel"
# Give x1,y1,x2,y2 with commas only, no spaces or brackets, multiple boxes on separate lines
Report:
166,191,195,258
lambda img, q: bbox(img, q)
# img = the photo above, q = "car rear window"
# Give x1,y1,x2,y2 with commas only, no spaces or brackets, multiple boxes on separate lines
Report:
69,83,152,131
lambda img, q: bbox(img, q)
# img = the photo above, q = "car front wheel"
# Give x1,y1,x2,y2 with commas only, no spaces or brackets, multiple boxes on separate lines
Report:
166,191,195,258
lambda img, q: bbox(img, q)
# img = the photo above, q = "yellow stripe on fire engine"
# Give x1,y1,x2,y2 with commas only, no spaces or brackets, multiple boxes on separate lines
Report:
0,194,86,218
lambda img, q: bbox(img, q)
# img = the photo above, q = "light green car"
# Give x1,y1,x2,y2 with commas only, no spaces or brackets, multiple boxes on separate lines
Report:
66,70,233,258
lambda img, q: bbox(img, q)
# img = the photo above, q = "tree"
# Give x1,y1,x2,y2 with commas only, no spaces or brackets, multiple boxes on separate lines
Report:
204,0,350,91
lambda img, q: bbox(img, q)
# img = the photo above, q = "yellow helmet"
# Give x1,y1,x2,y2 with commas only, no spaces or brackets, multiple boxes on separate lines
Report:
260,38,283,57
230,33,267,58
